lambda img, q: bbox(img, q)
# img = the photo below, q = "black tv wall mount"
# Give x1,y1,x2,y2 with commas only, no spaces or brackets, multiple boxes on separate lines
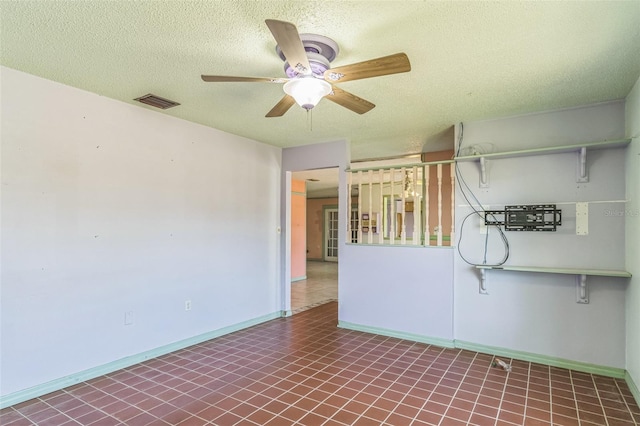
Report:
484,204,562,231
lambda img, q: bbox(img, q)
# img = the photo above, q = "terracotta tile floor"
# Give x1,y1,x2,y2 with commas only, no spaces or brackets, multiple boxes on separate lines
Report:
2,302,639,425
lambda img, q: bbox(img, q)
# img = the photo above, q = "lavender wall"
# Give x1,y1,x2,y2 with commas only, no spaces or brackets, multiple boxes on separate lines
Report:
1,67,282,398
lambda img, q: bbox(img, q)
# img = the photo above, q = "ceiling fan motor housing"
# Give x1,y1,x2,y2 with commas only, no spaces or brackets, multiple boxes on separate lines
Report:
284,53,330,78
277,33,339,78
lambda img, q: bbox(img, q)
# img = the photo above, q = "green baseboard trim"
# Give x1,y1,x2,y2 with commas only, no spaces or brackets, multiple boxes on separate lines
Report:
291,275,307,283
0,311,281,409
626,371,640,407
334,322,626,380
337,321,455,349
455,340,625,379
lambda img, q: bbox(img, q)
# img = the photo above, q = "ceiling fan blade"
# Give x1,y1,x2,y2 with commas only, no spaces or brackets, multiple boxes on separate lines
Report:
324,53,411,83
201,75,287,83
325,86,375,114
265,19,311,76
266,95,296,117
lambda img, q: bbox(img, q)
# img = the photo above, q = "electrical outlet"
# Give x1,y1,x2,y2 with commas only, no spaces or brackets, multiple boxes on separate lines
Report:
185,300,191,311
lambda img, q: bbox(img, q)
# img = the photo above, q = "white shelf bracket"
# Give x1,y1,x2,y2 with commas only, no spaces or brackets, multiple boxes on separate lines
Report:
479,157,489,188
577,147,588,183
576,274,589,304
479,268,489,295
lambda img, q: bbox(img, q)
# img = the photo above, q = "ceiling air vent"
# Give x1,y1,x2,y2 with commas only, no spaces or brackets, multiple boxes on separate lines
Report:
134,94,180,109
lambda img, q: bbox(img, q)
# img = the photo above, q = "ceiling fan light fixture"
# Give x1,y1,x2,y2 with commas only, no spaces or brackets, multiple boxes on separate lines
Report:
283,77,332,110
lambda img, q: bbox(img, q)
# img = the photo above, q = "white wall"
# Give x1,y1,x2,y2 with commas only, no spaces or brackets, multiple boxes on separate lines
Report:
625,76,640,393
454,101,628,368
340,245,454,341
0,67,282,397
280,142,456,342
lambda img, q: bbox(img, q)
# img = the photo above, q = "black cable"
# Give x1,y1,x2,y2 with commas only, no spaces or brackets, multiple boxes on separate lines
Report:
454,123,510,266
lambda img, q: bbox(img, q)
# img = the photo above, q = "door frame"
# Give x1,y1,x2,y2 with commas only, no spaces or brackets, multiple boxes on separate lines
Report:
280,140,349,316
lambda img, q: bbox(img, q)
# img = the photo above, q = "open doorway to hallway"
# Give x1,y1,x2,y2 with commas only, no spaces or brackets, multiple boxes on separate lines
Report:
290,168,339,314
291,261,337,314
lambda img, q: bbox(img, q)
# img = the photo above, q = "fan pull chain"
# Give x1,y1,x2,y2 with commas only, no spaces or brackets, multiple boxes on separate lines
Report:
306,108,313,132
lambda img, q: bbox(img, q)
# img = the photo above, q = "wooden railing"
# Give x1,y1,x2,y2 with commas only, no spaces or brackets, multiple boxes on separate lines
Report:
347,161,455,247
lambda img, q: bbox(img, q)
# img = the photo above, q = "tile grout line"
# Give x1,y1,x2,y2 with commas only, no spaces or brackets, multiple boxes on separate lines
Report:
590,372,611,426
44,391,126,425
100,363,225,423
76,320,321,424
431,350,480,425
342,336,431,425
569,369,583,426
491,356,511,426
190,325,318,423
257,324,406,423
522,361,531,426
313,330,426,424
191,316,347,423
399,344,452,423
340,337,446,425
434,349,471,425
466,353,500,425
377,343,458,425
14,399,76,426
224,326,396,424
223,333,341,423
614,377,639,426
548,365,554,426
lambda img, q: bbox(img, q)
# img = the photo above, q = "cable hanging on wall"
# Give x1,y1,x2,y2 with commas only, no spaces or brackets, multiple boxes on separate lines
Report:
454,122,510,267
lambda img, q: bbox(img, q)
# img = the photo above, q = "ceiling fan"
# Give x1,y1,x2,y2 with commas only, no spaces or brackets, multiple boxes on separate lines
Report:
201,19,411,117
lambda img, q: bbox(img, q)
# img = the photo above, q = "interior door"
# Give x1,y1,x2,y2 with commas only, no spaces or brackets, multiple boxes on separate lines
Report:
324,208,338,262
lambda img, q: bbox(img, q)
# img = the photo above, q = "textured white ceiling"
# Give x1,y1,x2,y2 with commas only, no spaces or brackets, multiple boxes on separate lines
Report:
1,1,639,160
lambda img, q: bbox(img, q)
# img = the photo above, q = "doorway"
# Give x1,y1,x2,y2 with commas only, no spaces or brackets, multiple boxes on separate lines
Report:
290,168,339,314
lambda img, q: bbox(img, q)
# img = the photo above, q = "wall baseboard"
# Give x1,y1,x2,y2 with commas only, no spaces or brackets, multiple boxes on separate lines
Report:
4,315,636,409
291,275,307,283
338,321,456,349
0,311,281,409
626,371,640,407
337,321,627,380
455,340,626,379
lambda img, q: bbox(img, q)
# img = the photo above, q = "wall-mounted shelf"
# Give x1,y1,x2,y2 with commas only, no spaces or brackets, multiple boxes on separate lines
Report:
455,139,630,162
455,138,631,186
476,265,631,277
475,265,631,304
